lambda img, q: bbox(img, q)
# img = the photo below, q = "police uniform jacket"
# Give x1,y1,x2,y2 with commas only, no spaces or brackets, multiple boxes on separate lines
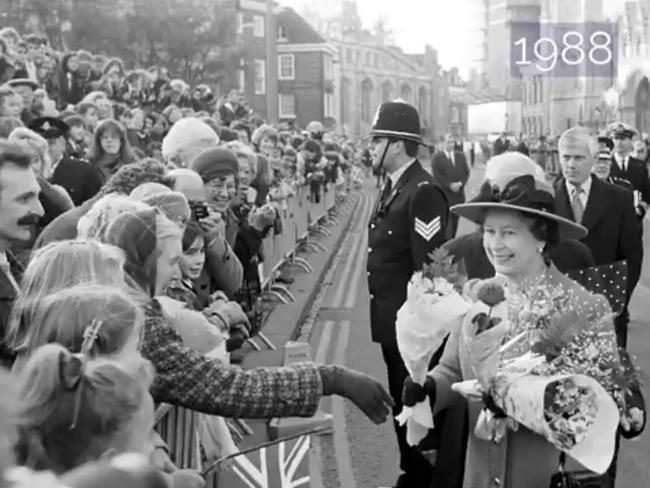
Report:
367,160,448,344
50,157,104,206
609,155,650,203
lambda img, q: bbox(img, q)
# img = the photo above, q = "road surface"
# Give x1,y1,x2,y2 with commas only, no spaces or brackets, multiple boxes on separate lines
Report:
308,160,650,488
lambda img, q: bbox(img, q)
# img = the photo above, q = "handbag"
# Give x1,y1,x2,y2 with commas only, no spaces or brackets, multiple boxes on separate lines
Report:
549,453,606,488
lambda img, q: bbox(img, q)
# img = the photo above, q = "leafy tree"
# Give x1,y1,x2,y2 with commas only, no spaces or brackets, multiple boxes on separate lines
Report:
0,0,243,85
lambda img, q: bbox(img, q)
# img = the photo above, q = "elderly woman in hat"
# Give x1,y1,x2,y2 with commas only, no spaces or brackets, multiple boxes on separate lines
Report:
403,152,644,488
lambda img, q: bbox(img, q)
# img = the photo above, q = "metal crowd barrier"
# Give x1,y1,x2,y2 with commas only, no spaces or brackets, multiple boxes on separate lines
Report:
155,181,351,485
247,184,341,351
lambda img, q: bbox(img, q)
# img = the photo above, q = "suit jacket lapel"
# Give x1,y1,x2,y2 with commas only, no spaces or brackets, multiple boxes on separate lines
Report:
554,179,574,221
581,176,608,231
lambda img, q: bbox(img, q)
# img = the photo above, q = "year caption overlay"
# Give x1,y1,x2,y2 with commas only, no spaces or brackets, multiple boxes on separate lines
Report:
511,22,617,78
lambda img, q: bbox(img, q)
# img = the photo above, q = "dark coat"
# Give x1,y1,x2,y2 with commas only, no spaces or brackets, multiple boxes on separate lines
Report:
0,251,22,368
367,161,449,344
443,231,595,280
431,150,470,206
50,157,103,206
609,155,650,204
554,176,643,301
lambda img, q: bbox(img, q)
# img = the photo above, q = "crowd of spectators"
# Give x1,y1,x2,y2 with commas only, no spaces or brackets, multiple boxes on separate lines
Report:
0,26,392,488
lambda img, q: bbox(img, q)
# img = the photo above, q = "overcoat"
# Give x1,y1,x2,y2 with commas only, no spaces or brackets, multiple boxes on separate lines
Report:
429,264,613,488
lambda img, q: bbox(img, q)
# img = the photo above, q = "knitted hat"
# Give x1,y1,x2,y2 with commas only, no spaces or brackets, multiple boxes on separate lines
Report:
140,191,190,224
161,117,219,161
190,147,239,183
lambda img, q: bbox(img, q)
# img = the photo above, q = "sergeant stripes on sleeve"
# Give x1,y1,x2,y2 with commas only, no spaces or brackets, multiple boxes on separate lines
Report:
414,216,441,241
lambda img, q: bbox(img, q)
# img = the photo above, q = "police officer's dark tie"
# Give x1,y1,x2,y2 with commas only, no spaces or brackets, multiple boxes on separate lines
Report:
380,178,392,207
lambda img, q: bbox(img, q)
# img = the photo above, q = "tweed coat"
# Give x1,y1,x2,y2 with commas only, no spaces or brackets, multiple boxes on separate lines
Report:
141,300,322,419
428,264,614,488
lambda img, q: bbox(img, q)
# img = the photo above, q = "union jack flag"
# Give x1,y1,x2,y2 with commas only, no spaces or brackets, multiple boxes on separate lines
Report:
220,435,311,488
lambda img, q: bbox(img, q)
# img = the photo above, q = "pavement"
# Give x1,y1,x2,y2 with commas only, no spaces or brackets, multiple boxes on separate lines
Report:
236,159,650,487
305,160,650,488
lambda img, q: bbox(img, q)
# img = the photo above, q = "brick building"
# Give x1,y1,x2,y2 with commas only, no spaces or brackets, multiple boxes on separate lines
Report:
275,7,339,129
235,0,278,121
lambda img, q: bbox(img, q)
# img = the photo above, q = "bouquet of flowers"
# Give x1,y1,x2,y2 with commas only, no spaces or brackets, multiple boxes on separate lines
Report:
395,248,470,446
452,279,630,474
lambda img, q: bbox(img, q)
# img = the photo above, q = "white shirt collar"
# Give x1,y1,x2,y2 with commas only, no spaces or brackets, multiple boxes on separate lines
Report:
566,175,592,199
614,153,629,166
388,159,416,187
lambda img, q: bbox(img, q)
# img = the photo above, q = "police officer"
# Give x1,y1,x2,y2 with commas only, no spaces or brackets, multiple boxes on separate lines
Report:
29,116,103,206
366,100,449,488
608,122,650,215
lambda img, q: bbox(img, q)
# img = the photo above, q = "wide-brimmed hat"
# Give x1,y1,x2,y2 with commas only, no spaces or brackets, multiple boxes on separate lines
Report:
367,100,424,145
451,152,587,240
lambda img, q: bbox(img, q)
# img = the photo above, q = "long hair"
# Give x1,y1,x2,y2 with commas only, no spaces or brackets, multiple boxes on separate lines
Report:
6,240,130,351
87,119,137,165
13,284,144,361
14,344,153,473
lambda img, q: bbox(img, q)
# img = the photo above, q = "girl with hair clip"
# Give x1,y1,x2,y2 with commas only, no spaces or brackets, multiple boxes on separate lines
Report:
99,207,395,425
13,319,155,474
5,242,204,487
9,284,144,374
6,239,129,358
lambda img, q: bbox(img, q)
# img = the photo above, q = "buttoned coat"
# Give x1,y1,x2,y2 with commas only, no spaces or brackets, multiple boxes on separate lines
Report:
429,264,612,488
367,161,449,344
609,155,650,203
432,150,470,206
554,175,643,301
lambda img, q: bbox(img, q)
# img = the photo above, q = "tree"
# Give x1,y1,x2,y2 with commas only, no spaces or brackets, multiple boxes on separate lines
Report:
0,0,243,85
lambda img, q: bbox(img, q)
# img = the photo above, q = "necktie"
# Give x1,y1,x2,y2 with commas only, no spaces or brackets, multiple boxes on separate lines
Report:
373,178,392,218
571,185,584,223
380,178,393,206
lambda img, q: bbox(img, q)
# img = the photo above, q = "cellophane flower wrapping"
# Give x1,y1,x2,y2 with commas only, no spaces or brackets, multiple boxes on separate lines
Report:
395,271,470,446
453,278,631,474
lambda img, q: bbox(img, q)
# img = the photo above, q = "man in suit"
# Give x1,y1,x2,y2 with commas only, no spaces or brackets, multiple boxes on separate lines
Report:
554,126,643,349
367,100,449,488
609,122,650,215
30,116,103,206
0,141,44,367
432,133,469,239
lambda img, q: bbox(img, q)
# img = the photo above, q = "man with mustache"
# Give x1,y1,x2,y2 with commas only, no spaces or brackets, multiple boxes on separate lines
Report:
0,142,43,367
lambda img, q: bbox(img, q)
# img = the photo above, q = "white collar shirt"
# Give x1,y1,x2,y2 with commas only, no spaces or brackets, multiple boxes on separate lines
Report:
565,176,592,209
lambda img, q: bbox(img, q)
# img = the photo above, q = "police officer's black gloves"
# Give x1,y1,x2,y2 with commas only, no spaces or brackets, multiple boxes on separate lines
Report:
402,375,437,407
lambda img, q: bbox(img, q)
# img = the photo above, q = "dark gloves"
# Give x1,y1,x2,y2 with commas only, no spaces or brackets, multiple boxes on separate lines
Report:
482,392,507,419
226,330,247,352
402,376,437,408
319,365,394,424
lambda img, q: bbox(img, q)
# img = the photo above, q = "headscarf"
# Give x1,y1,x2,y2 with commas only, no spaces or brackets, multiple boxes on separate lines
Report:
102,208,159,297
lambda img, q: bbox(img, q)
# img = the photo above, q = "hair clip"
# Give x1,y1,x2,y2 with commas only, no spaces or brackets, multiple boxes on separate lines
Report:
66,319,103,430
80,319,103,356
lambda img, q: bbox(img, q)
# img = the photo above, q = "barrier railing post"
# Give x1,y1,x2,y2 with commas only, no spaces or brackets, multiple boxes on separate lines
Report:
153,180,353,488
